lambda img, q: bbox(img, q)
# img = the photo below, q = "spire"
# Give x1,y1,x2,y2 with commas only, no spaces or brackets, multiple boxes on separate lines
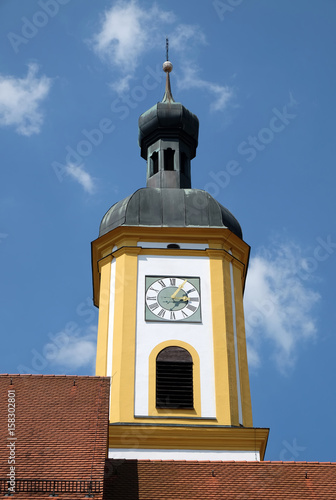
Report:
138,40,199,189
162,37,175,103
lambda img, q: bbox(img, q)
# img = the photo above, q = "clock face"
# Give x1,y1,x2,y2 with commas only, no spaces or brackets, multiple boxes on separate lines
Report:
145,276,201,322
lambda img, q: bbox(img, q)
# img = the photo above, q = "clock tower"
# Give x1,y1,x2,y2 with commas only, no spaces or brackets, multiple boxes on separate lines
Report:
92,59,269,461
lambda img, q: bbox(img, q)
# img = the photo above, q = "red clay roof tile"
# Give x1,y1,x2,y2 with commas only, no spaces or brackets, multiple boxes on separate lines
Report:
104,459,336,500
2,374,335,499
0,374,110,499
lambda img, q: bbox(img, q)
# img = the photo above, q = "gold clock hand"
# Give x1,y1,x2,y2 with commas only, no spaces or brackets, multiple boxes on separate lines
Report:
171,279,187,299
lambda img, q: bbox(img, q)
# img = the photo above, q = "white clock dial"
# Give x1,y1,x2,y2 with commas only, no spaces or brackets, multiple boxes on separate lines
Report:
145,277,201,322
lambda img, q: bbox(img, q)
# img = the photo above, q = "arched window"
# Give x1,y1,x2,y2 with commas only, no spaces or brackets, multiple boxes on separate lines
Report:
164,148,175,171
180,152,188,175
156,346,193,409
150,152,158,176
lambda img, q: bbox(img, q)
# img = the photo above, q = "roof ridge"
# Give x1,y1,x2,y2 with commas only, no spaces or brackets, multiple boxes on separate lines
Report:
129,459,336,466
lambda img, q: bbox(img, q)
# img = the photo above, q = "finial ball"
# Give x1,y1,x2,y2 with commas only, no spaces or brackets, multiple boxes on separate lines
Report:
163,61,173,73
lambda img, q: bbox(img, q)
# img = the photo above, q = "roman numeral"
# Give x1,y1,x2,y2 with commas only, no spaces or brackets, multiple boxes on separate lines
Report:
170,312,176,320
157,309,166,318
147,296,156,301
149,302,159,311
149,287,159,292
158,280,166,288
189,297,199,302
169,278,176,286
186,288,195,294
186,304,197,312
181,310,188,318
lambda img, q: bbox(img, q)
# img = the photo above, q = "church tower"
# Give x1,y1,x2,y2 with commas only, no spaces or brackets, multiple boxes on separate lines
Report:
92,57,269,461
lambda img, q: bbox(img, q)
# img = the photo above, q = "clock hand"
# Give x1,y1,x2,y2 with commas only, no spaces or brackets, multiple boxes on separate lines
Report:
171,279,187,299
172,295,188,303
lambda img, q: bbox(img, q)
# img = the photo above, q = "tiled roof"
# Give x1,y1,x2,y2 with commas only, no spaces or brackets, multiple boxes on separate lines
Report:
1,374,335,499
0,374,110,499
103,459,336,500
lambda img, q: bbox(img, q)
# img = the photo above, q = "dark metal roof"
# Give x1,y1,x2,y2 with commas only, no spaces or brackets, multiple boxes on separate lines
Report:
99,188,242,239
138,102,199,159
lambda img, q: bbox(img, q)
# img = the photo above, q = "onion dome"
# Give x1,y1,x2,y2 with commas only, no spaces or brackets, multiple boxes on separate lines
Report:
99,188,242,239
99,51,243,240
138,60,199,189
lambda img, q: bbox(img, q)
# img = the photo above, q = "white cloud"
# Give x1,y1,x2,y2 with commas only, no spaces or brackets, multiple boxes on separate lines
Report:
44,326,97,372
109,74,133,94
0,63,51,136
91,1,234,109
65,163,96,194
169,24,206,49
169,23,206,50
244,241,320,373
92,0,175,92
93,1,149,69
177,63,233,112
170,25,233,111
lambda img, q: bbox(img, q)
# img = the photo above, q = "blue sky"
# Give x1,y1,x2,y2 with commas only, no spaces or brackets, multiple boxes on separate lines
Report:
1,0,336,461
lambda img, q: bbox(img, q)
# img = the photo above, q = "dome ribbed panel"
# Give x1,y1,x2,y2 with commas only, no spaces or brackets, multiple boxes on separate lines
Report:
99,188,242,239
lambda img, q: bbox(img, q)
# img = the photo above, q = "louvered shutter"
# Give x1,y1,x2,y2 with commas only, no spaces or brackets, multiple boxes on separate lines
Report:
156,347,193,409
